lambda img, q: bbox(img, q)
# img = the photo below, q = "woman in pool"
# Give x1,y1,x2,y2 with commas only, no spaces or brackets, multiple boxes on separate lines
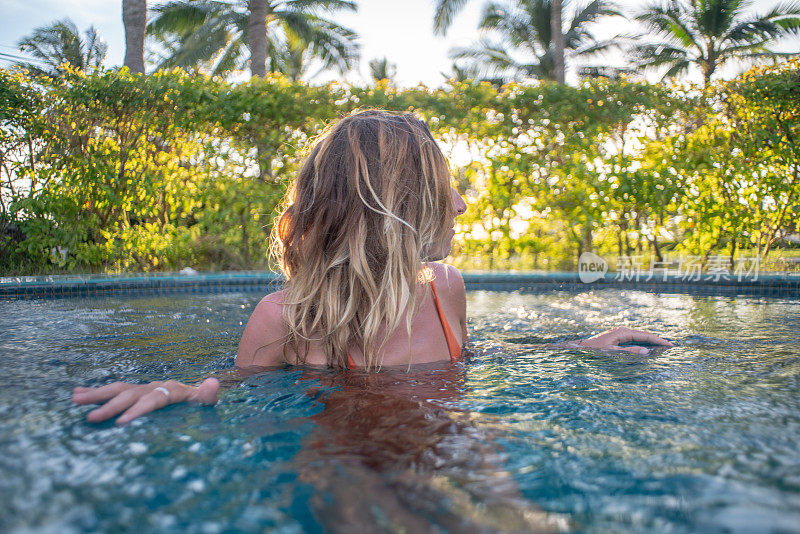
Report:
73,109,672,425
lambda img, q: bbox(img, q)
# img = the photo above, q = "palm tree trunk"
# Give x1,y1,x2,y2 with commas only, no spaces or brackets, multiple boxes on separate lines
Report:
702,61,715,86
701,44,718,86
248,0,268,78
248,0,269,181
122,0,147,74
551,0,565,83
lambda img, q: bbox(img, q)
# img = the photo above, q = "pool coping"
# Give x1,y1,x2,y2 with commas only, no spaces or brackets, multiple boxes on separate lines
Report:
1,271,799,300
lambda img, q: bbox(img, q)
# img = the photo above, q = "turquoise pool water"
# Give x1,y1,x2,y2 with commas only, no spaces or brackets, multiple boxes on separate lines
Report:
1,289,799,532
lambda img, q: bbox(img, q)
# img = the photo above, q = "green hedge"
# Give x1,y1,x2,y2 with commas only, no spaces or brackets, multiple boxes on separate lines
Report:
1,62,798,274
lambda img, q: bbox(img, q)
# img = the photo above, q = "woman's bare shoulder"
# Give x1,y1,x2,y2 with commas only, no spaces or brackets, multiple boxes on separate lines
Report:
429,262,465,296
235,289,290,368
428,262,467,339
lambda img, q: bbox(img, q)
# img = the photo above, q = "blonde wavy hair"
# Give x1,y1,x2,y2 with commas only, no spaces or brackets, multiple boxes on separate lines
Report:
272,109,456,370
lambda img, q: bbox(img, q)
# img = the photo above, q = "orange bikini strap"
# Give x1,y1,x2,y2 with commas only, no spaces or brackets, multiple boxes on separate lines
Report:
429,280,462,362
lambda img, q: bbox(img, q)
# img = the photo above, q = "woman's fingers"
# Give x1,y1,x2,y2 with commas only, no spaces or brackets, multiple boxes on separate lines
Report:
75,379,221,425
189,378,220,405
577,327,675,354
86,388,144,422
114,380,219,425
614,328,674,347
115,389,172,425
72,382,138,405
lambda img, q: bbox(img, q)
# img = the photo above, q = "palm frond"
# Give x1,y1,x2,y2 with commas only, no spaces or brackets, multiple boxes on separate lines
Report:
264,32,285,73
564,0,622,51
525,0,553,50
725,18,798,42
718,38,772,58
572,37,621,56
661,59,691,79
293,16,360,74
693,0,747,37
742,49,799,58
480,2,539,50
434,0,473,35
450,38,526,78
167,22,233,71
630,42,691,69
147,1,214,38
273,10,316,42
568,0,622,35
522,50,553,79
211,37,246,77
285,0,357,13
635,2,701,50
762,1,800,18
758,1,800,34
82,26,108,68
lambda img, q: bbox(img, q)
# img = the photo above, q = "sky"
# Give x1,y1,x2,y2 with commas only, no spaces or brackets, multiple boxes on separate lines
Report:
0,0,797,87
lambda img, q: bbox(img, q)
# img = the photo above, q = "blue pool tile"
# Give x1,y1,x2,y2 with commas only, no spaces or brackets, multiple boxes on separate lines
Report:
3,270,797,300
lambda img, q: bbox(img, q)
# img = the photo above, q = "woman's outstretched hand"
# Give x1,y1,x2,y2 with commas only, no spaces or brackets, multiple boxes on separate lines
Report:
576,326,674,355
72,378,220,425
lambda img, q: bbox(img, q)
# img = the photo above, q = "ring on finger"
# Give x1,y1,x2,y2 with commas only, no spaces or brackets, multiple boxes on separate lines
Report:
153,386,171,401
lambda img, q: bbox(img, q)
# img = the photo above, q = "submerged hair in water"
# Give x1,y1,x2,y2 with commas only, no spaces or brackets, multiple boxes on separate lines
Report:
272,109,455,370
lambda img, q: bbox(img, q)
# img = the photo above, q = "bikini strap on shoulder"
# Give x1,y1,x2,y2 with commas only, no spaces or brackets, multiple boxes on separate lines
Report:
429,280,462,362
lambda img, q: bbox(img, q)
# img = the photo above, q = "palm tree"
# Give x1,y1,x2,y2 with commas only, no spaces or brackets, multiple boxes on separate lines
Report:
123,0,147,73
146,0,359,79
631,0,800,85
368,57,396,83
435,0,568,83
451,0,622,82
16,19,107,76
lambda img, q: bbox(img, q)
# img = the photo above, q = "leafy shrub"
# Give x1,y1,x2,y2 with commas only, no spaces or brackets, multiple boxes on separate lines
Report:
1,61,798,274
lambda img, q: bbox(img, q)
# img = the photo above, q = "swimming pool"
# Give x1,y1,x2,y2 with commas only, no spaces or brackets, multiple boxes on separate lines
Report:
2,289,799,532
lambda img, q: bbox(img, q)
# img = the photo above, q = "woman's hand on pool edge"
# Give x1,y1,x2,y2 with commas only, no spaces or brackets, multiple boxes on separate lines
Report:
576,327,674,355
72,378,220,425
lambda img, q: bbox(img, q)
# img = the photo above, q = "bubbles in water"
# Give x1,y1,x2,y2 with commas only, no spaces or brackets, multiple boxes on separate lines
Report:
129,443,147,455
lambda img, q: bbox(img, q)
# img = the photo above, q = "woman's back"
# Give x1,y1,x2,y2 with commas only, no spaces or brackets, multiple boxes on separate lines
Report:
236,262,467,368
